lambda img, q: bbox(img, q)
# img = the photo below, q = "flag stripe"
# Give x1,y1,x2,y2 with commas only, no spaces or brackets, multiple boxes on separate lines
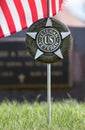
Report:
28,0,38,22
41,0,47,18
35,0,43,19
59,0,63,10
0,7,10,36
13,0,27,29
51,0,56,16
56,0,59,12
0,0,16,35
0,26,4,38
6,0,22,31
20,0,33,27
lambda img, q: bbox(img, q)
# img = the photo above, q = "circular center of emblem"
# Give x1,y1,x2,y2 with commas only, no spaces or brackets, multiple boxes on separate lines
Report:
36,28,61,53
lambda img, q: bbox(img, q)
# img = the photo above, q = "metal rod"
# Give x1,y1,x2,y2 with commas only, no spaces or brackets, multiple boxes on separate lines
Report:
47,0,50,17
47,64,51,124
47,0,51,125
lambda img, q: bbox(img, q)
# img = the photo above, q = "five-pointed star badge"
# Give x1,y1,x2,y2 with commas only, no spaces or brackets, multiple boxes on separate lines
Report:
26,18,71,60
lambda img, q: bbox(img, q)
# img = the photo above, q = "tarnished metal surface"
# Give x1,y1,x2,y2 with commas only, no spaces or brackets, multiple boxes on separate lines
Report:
26,18,72,63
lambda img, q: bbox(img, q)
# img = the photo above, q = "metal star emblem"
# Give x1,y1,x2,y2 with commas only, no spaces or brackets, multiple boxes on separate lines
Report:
26,18,71,61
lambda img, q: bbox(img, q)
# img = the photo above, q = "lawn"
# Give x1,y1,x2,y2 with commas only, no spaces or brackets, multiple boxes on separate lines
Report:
0,100,85,130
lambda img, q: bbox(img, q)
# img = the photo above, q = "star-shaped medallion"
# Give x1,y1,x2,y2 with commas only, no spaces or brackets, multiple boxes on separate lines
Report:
26,18,71,62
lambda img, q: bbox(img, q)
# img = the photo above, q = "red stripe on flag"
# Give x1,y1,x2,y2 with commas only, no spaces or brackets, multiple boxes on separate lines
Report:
0,0,16,34
51,0,56,16
0,26,4,38
59,0,63,10
13,0,27,29
28,0,38,22
41,0,47,18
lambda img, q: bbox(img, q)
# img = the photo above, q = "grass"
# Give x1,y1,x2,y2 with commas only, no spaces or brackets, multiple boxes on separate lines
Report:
0,100,85,130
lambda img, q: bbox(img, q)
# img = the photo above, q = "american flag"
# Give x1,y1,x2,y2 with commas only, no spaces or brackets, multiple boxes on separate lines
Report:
0,0,64,38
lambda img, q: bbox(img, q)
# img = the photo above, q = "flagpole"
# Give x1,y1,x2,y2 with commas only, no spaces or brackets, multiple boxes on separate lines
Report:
47,0,51,125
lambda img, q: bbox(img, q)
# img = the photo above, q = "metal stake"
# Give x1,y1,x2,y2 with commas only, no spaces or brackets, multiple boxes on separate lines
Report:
47,64,51,124
47,0,51,125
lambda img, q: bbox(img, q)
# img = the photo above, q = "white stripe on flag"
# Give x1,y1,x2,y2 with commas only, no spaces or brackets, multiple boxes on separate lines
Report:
56,0,59,12
0,7,10,36
21,0,33,27
6,0,22,31
35,0,43,19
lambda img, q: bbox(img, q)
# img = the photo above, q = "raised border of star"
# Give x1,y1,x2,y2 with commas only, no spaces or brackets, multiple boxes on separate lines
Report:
26,18,71,60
